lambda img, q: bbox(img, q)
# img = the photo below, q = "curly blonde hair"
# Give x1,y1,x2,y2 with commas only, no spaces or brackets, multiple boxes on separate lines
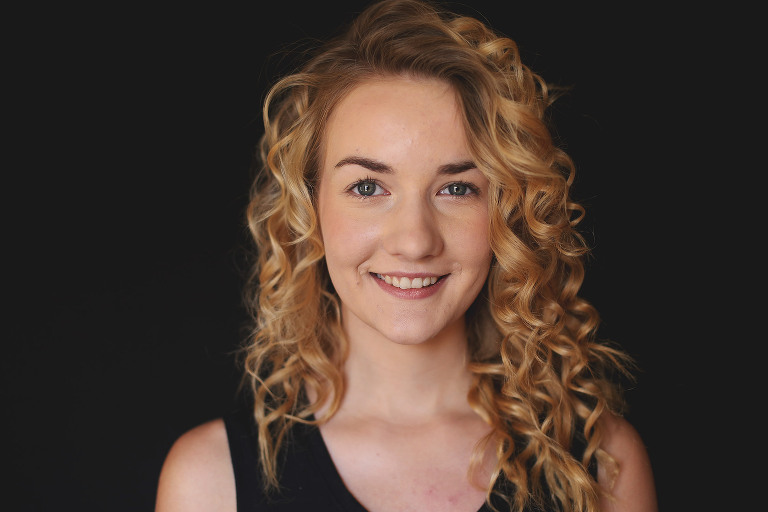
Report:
244,1,632,510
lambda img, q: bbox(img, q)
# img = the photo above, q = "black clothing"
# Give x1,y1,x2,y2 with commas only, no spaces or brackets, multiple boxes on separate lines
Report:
225,408,367,511
224,408,595,512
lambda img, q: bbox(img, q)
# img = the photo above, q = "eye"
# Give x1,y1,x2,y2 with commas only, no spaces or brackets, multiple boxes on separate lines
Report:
348,178,386,197
357,181,378,196
440,182,477,196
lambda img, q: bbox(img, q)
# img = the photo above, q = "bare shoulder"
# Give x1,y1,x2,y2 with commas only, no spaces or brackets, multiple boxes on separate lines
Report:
597,413,658,512
155,419,236,512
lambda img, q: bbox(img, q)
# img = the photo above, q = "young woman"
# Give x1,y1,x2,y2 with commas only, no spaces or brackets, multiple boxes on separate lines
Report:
156,1,657,510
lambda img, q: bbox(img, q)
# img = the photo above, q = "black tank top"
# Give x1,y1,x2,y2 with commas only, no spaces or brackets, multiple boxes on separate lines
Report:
224,407,596,512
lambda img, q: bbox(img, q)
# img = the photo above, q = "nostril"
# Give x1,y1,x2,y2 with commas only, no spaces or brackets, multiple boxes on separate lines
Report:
382,210,444,259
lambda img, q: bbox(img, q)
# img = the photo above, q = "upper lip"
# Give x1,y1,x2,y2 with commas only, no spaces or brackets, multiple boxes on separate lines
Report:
371,271,445,278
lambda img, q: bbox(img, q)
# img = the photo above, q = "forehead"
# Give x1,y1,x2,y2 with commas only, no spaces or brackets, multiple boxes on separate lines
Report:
336,74,456,107
322,77,469,165
328,76,460,127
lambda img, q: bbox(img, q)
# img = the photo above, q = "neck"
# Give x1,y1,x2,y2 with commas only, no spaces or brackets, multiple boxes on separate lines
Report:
335,311,474,423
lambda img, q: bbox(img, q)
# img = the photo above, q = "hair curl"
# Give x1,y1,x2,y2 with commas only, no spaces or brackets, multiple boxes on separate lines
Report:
243,1,632,510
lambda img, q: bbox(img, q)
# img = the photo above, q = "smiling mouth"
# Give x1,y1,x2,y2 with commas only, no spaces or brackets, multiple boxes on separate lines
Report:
372,273,443,290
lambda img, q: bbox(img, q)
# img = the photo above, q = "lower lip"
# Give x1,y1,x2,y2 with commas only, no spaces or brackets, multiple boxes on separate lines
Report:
371,273,446,299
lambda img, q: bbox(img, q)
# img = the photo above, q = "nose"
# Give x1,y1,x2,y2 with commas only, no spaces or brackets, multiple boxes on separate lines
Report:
381,195,444,260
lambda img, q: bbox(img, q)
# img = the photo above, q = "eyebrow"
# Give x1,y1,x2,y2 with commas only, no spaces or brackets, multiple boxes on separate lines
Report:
334,156,476,175
437,161,477,175
335,156,392,173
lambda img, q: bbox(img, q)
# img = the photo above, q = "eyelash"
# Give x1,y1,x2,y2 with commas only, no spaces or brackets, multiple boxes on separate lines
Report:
346,177,385,197
346,177,480,198
439,181,479,196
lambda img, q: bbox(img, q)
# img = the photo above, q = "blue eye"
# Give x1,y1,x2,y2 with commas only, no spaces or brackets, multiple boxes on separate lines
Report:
441,182,476,196
348,178,387,197
356,181,378,196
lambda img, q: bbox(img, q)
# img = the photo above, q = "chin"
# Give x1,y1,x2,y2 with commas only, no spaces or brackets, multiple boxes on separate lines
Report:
370,313,465,347
380,330,440,346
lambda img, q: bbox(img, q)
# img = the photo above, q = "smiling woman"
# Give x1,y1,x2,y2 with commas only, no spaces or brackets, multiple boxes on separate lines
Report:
155,1,657,511
318,78,492,348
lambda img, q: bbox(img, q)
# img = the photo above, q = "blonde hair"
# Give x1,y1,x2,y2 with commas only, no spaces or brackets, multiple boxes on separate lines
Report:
244,1,632,510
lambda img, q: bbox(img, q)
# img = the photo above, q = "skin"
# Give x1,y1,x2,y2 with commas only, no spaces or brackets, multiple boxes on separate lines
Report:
597,415,658,512
313,76,495,512
155,419,235,512
154,416,657,512
155,76,657,512
316,77,493,352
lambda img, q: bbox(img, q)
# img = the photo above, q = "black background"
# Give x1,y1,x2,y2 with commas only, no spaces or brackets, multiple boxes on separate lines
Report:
6,1,737,510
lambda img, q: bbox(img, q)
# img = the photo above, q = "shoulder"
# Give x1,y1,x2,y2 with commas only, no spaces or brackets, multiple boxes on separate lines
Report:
155,419,236,512
597,413,658,512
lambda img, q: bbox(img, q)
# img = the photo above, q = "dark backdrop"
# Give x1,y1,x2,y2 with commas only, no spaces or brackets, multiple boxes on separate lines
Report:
6,1,729,510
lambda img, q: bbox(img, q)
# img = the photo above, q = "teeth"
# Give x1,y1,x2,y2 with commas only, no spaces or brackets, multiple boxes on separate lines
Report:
375,274,439,289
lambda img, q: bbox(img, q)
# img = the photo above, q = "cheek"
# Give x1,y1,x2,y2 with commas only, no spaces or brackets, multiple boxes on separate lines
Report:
464,243,493,277
319,206,380,273
462,211,492,266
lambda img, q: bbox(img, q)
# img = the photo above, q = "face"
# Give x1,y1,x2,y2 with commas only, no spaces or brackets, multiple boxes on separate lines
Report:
317,77,492,347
